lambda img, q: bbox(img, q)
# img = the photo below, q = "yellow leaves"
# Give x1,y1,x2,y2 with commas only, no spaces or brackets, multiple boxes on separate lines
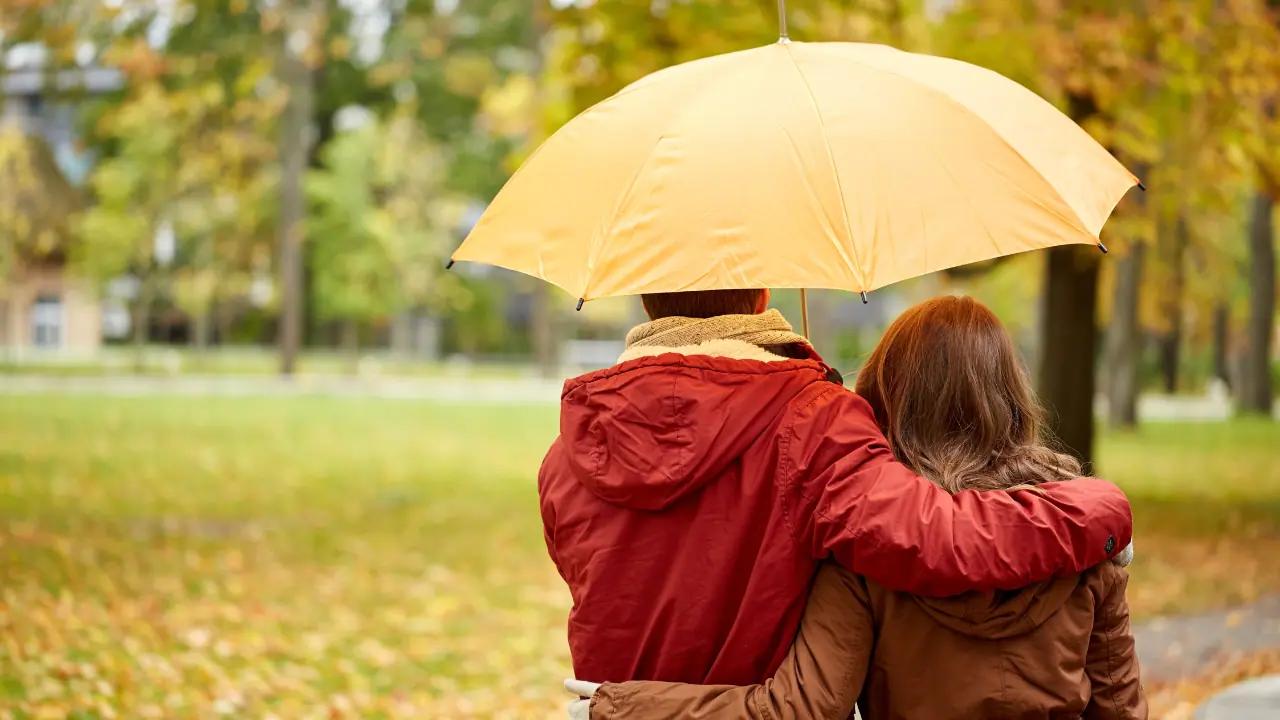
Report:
444,52,498,98
481,74,539,138
103,38,168,82
182,627,212,650
368,59,411,88
0,395,570,717
328,36,353,61
1148,650,1280,719
419,35,446,60
0,125,79,269
259,7,283,35
31,20,78,63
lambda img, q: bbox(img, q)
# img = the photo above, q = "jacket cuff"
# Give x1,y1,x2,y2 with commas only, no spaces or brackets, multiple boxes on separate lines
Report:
590,683,630,720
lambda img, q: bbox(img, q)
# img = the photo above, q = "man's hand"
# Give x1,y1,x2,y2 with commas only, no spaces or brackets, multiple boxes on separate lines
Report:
564,678,601,720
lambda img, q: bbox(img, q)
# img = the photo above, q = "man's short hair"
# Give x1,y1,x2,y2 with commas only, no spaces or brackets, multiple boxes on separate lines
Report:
641,289,767,319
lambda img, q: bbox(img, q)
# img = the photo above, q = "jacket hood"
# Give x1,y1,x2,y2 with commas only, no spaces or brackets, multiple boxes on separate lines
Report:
559,339,830,511
911,575,1082,639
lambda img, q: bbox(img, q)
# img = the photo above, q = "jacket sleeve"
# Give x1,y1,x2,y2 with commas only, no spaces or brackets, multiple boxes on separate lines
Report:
588,564,871,720
1083,565,1148,720
782,385,1133,597
537,439,564,577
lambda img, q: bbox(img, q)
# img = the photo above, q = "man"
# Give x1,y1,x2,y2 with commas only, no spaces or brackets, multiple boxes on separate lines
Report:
539,288,1131,685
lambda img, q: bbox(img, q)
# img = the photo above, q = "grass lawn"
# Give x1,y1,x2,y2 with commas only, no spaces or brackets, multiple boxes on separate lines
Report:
1,394,1277,718
1099,419,1280,617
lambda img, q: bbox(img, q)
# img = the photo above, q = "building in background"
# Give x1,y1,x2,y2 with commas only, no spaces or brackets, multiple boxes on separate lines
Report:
0,45,122,358
0,264,102,356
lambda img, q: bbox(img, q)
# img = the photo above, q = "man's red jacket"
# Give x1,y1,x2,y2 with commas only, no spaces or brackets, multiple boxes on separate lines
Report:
538,348,1132,685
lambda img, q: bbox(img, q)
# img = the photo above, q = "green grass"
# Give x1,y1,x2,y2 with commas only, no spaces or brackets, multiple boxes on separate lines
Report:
1101,419,1280,533
1,395,1277,718
1098,419,1280,616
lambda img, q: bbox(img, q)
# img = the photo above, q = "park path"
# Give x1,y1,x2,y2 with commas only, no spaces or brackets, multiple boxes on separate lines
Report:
0,372,564,404
3,373,1277,419
1135,594,1280,682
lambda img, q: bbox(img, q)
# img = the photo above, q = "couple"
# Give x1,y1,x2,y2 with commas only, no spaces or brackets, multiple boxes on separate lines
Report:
538,289,1145,719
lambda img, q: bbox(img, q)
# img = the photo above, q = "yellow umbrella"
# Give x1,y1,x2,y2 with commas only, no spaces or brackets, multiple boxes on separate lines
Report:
449,38,1140,316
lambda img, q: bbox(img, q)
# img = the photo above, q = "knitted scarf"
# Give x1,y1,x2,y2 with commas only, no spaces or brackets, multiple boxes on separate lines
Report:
624,308,808,349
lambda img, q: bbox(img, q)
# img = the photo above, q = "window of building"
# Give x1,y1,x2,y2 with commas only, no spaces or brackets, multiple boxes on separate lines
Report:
30,293,63,349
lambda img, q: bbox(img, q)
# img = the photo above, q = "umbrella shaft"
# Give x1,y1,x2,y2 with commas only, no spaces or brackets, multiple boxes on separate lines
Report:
800,288,810,338
777,0,789,41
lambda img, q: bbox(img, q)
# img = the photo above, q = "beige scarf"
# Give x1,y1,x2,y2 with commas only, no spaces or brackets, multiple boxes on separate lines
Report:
624,308,808,349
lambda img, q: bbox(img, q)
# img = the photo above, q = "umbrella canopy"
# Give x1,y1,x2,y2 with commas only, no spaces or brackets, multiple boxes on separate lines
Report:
451,41,1139,304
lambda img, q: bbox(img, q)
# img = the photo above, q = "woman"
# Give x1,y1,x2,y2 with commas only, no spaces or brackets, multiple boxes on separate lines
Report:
571,296,1146,720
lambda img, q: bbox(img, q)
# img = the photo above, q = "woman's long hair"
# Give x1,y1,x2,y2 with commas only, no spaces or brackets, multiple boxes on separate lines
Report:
854,296,1080,493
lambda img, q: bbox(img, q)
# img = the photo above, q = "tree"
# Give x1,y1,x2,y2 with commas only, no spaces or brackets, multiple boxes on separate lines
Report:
306,119,393,361
938,1,1124,462
275,1,321,374
75,82,192,363
939,0,1252,458
1104,239,1145,428
1224,0,1280,415
0,127,81,277
306,109,466,367
159,1,288,351
1037,246,1103,461
168,71,279,351
1241,191,1276,413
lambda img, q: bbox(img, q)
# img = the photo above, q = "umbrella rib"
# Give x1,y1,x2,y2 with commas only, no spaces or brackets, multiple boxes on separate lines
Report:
780,44,865,292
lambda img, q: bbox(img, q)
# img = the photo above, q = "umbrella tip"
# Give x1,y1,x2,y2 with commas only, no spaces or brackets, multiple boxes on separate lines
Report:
576,298,585,312
1097,242,1109,254
860,291,869,304
1137,180,1147,192
445,259,455,270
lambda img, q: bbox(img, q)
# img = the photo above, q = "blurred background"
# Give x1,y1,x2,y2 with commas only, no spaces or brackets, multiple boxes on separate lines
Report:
1,1,1278,718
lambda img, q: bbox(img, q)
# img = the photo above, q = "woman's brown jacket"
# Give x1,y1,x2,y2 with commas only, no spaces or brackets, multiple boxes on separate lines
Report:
591,562,1146,719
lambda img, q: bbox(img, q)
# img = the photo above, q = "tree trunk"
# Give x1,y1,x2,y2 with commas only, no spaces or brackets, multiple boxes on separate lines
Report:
191,301,212,353
341,318,359,375
530,283,559,378
216,301,235,347
1212,302,1230,388
1156,216,1188,393
1240,191,1275,415
1105,241,1144,428
1156,331,1179,393
131,274,154,373
0,297,10,362
524,6,560,379
276,5,316,377
1038,245,1101,466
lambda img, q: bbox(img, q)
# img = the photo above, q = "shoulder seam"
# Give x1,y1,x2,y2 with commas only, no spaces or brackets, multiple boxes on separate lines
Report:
776,383,845,542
